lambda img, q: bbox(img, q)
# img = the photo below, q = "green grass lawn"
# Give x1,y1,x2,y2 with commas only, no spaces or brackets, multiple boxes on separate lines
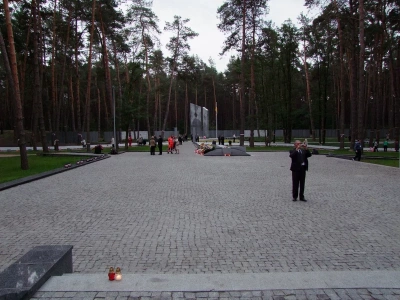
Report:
124,145,169,152
246,145,399,168
363,159,399,168
246,146,292,152
0,155,88,184
71,145,169,153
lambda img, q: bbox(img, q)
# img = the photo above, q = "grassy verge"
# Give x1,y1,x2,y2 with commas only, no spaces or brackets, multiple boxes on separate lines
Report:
70,145,169,153
124,145,169,152
246,146,399,168
362,159,399,168
246,146,292,152
0,155,88,184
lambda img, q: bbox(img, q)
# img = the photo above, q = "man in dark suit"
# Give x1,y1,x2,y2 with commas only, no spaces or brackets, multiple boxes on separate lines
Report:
289,140,312,202
157,135,163,155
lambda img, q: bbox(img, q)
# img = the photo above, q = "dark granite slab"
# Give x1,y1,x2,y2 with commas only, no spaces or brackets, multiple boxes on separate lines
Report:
0,245,73,300
204,145,250,156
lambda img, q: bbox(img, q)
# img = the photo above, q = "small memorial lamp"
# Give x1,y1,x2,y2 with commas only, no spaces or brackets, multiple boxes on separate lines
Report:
115,267,122,281
108,267,115,281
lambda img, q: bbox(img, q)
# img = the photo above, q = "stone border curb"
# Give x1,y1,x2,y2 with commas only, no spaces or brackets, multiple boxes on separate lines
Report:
40,271,400,292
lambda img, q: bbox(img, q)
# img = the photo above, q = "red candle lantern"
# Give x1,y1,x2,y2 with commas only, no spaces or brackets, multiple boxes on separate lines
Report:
108,267,115,281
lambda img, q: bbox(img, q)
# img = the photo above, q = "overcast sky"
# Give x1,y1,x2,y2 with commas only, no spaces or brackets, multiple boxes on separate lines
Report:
151,0,309,72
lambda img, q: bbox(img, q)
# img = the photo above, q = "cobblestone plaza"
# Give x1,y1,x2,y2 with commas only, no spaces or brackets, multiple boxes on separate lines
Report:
1,143,399,299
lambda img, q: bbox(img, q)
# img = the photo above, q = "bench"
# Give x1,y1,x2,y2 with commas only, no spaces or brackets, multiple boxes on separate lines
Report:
0,245,73,300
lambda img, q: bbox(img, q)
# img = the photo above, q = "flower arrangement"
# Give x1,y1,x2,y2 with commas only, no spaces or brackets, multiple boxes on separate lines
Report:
94,144,103,154
195,143,215,155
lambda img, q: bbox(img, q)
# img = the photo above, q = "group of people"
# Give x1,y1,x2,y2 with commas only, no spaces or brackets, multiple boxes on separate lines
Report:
148,135,182,155
167,135,180,154
353,137,400,161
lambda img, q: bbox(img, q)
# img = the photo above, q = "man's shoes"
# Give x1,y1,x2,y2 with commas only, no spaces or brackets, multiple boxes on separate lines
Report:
292,198,297,201
300,198,307,202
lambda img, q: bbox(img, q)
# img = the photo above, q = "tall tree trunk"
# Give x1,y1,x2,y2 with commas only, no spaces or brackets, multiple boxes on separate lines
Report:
158,78,161,133
303,35,315,141
85,0,96,150
249,5,256,147
349,1,358,148
212,77,217,136
185,81,188,135
0,31,15,126
395,40,400,140
50,0,58,132
32,0,48,152
140,20,153,136
112,40,123,139
74,17,81,132
153,77,159,131
98,9,113,128
335,0,346,150
35,0,48,152
3,0,29,169
388,49,395,133
357,0,366,144
69,75,76,132
20,6,32,113
97,87,101,137
239,0,246,146
175,84,178,131
162,60,177,132
57,4,72,136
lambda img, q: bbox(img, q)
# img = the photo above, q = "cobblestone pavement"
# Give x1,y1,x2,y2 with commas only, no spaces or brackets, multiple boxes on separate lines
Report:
1,142,400,299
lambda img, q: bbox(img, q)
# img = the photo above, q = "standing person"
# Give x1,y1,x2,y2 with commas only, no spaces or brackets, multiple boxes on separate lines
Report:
54,138,59,151
157,135,163,155
77,133,82,145
111,137,115,148
174,137,180,154
233,133,236,143
289,140,312,202
373,139,379,152
167,135,174,154
149,136,156,155
128,135,132,147
353,139,362,161
395,139,399,152
383,139,388,152
51,133,56,146
178,135,183,145
218,135,221,145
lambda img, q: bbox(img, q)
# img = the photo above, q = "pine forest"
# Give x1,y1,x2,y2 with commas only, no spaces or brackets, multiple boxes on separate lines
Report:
1,0,399,169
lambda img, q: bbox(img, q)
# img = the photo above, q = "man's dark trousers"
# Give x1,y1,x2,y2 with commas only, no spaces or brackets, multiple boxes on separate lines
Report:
354,150,361,161
292,167,306,200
